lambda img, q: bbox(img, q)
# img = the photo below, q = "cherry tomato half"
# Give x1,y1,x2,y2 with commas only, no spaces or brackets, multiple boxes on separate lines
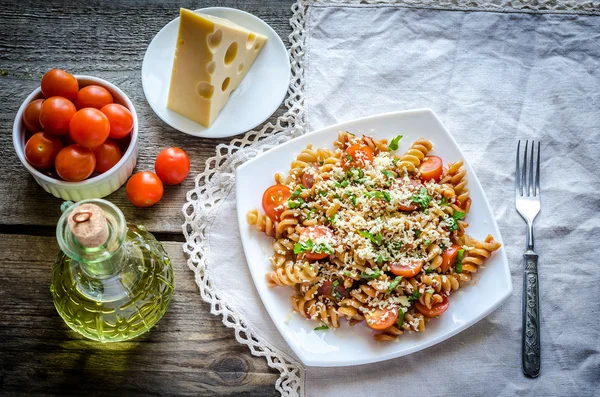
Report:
301,166,317,188
41,69,79,101
415,295,450,318
126,171,164,207
55,145,96,182
365,307,399,330
24,132,63,169
100,103,134,139
317,280,347,299
389,260,424,278
440,244,461,273
418,156,443,182
154,147,190,185
22,99,44,133
299,225,335,260
39,96,76,135
69,108,110,148
91,139,121,173
343,143,374,168
74,85,114,110
262,184,291,221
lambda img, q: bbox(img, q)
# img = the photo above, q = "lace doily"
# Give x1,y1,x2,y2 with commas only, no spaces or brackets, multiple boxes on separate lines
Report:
182,1,597,396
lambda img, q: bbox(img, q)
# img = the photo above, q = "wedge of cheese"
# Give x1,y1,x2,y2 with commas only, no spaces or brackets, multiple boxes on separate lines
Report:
167,8,268,128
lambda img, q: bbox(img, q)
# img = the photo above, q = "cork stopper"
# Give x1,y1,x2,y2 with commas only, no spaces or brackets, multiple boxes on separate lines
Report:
67,203,109,248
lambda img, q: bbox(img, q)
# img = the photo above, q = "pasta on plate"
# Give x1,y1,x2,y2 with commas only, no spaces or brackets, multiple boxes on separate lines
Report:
246,132,501,341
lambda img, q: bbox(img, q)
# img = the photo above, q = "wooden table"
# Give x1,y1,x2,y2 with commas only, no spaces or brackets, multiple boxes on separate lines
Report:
0,1,292,395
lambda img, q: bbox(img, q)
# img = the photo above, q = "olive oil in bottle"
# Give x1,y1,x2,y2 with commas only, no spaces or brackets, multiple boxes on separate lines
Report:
50,199,174,342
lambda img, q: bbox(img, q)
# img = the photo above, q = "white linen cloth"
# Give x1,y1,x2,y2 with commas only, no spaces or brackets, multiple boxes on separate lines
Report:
184,1,600,396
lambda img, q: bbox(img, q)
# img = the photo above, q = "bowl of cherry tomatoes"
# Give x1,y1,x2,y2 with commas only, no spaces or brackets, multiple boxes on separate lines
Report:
13,69,138,201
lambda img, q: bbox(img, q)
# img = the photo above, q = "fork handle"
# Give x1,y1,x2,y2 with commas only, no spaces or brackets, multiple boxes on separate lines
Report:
522,251,540,377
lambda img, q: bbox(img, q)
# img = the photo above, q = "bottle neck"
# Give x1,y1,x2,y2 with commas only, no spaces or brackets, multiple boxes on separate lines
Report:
57,199,127,278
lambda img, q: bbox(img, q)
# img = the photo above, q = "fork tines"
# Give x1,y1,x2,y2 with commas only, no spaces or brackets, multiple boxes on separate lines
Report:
515,140,541,197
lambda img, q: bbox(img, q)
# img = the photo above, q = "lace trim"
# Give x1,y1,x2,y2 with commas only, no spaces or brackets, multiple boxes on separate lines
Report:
183,0,598,396
314,0,600,15
182,1,309,396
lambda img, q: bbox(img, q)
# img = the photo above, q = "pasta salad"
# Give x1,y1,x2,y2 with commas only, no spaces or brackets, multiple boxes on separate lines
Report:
247,132,500,341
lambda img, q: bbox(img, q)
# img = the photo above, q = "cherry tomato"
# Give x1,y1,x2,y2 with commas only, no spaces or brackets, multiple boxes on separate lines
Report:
154,147,190,185
343,143,374,168
39,96,76,135
317,280,347,299
299,225,335,260
74,85,114,110
69,108,111,148
24,132,63,169
126,171,164,207
100,103,134,139
22,99,44,132
416,295,450,318
41,69,79,100
301,166,317,188
55,145,96,182
440,244,461,273
262,184,291,221
418,156,443,182
389,260,424,278
365,307,399,330
91,139,121,173
397,201,419,211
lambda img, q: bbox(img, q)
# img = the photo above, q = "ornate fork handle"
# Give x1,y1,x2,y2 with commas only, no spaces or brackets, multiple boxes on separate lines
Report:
522,251,540,377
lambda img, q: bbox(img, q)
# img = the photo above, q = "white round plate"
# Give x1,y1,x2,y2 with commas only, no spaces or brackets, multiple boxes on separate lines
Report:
141,7,290,138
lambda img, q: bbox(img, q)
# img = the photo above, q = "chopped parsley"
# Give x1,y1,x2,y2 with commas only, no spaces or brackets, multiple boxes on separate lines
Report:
410,187,432,210
318,190,328,197
446,211,466,232
408,290,422,302
360,268,381,280
306,207,316,219
329,213,339,225
346,192,357,206
334,179,349,188
314,325,329,331
376,255,389,264
423,239,431,246
358,230,383,246
294,239,333,255
382,170,395,179
440,197,449,207
287,197,304,209
331,280,342,299
388,134,403,151
291,185,304,198
396,310,405,328
387,276,402,294
364,190,391,202
424,267,435,274
414,229,422,238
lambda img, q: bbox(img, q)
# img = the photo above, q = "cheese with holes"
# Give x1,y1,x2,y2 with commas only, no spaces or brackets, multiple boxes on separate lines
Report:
167,8,268,127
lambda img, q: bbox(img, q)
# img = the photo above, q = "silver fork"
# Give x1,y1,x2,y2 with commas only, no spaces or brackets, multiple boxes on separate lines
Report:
515,140,541,378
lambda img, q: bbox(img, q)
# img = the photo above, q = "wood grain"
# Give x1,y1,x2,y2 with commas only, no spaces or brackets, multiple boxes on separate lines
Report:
0,0,292,233
0,234,280,396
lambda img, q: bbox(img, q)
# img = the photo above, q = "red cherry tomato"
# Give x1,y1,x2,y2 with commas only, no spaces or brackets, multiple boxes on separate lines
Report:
69,108,111,148
154,147,190,185
415,295,450,318
41,69,79,100
440,244,461,273
262,184,291,221
317,280,347,299
365,307,399,330
418,156,443,182
343,143,374,168
39,96,76,135
55,145,96,182
301,165,318,188
91,139,122,173
22,99,44,133
299,225,335,260
389,260,424,278
24,132,63,169
126,171,164,207
100,103,134,139
74,85,114,110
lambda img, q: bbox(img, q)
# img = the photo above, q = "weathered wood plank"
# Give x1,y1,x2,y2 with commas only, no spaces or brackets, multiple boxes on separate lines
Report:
0,234,279,396
0,0,293,233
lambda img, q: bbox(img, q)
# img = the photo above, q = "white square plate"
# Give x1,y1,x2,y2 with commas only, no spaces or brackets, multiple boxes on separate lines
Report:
236,109,512,367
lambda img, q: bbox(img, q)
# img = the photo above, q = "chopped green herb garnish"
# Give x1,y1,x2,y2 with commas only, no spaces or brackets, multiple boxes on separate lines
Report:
364,190,391,202
454,248,465,273
396,310,405,327
434,315,440,319
360,268,381,280
382,170,395,179
427,288,434,295
319,160,324,165
291,185,304,198
329,213,339,225
391,241,403,251
414,229,421,238
440,197,449,206
294,239,314,254
392,157,399,166
439,243,446,252
319,190,328,197
376,255,389,264
446,211,466,232
287,197,304,209
335,179,349,188
424,267,435,274
387,276,403,294
358,230,383,246
348,192,357,206
408,290,422,302
314,325,329,331
410,187,432,210
307,207,316,220
388,135,403,151
345,154,353,161
343,271,352,277
313,242,334,255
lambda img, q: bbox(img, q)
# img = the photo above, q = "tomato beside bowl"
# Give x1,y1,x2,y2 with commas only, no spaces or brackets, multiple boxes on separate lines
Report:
13,75,139,201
